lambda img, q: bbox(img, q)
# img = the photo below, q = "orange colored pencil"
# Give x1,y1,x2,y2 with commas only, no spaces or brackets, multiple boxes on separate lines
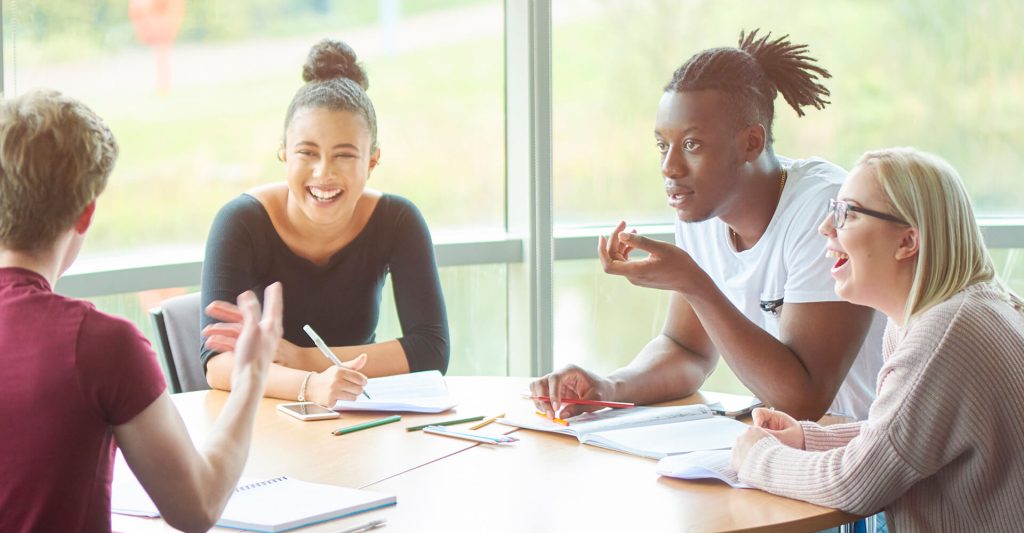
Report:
535,410,569,426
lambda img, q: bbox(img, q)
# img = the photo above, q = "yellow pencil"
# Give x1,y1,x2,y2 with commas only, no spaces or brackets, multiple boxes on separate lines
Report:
469,413,505,430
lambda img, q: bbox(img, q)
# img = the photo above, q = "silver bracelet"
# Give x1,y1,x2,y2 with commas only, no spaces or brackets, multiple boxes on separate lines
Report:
297,371,314,402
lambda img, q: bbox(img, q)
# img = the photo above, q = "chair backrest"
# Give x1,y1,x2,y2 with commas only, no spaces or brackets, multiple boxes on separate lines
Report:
149,292,209,393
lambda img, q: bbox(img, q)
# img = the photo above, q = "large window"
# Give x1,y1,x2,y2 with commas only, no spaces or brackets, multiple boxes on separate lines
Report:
2,0,505,255
552,0,1024,226
5,1,1024,392
4,0,510,375
551,0,1024,390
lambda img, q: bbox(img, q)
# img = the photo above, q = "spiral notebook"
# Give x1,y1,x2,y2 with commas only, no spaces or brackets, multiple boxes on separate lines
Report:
113,456,396,532
217,476,395,532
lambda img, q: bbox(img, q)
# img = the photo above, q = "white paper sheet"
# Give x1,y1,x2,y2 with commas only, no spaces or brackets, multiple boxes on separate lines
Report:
332,370,456,413
585,416,749,459
657,450,750,488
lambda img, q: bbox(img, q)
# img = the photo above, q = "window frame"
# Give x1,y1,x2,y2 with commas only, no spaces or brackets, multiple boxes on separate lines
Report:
8,0,1024,378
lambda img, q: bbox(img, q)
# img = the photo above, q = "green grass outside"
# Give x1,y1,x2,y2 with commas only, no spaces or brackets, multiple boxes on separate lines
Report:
12,0,1023,394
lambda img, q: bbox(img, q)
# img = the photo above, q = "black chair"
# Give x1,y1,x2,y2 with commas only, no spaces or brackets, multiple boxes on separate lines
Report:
149,292,209,393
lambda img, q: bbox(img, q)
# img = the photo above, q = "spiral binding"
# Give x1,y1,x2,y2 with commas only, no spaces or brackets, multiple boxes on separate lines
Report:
235,476,288,493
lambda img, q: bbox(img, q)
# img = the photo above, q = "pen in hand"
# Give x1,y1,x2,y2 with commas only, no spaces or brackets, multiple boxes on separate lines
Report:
303,324,371,399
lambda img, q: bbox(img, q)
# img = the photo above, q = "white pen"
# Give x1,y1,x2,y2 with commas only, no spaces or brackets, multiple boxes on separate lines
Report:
303,324,371,399
335,518,387,533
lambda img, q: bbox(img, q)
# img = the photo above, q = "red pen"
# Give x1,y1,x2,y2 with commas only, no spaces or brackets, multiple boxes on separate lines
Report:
525,395,635,409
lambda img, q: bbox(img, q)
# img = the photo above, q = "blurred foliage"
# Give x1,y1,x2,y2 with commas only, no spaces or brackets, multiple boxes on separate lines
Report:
6,0,484,60
551,0,1024,225
9,0,1024,391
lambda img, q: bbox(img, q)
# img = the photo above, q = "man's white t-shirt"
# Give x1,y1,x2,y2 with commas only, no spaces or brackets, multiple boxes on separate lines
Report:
674,156,884,420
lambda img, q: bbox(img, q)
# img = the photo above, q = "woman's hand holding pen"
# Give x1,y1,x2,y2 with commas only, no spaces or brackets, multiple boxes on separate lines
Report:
204,298,369,405
751,407,805,450
308,354,369,405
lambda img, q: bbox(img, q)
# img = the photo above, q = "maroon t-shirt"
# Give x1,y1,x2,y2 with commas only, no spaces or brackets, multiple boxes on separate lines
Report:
0,268,166,532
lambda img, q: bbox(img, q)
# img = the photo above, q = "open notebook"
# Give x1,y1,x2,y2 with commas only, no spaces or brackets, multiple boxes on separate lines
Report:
497,405,748,459
112,454,396,532
332,370,456,413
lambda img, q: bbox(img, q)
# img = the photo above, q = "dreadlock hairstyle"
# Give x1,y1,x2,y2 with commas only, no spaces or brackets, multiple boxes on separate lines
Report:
664,29,831,149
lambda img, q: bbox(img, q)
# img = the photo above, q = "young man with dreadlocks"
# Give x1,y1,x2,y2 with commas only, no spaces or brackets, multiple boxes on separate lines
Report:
531,30,885,422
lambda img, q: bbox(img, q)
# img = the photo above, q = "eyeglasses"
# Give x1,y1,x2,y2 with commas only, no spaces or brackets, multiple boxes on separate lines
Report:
827,199,907,230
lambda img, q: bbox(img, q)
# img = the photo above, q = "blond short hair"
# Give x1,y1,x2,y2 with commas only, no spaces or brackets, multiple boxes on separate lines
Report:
0,89,118,251
856,147,1023,322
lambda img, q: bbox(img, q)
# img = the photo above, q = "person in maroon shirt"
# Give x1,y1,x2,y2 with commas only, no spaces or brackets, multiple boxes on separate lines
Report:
0,89,283,532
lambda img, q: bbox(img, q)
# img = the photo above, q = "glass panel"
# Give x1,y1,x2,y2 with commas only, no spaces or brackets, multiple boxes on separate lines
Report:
3,0,505,256
556,249,1024,396
552,0,1024,227
85,264,509,381
377,264,508,376
991,249,1024,295
86,286,198,388
88,286,198,346
553,259,749,395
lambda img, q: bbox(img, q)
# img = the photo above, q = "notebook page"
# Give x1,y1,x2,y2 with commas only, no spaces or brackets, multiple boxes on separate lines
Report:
656,450,750,488
584,416,749,459
333,370,456,413
496,404,713,441
111,451,159,517
217,477,396,532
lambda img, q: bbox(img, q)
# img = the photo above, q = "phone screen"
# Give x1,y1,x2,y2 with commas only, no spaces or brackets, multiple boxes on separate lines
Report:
281,403,335,416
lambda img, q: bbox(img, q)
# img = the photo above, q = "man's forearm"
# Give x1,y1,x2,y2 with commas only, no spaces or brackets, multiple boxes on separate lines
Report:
683,286,827,418
607,335,713,405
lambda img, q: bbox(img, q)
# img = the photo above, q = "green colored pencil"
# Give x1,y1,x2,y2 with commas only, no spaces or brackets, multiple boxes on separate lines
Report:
405,415,486,432
331,415,402,436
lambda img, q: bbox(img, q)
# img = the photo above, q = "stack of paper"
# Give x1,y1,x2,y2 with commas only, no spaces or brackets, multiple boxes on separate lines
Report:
497,405,748,459
333,370,456,413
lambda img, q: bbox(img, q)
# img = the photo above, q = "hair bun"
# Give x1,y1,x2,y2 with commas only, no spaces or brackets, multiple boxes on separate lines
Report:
301,39,368,91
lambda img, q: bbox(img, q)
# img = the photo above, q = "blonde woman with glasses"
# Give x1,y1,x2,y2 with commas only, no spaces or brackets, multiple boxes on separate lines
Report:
731,147,1024,531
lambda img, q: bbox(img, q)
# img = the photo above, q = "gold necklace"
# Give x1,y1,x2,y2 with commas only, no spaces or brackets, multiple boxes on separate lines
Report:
729,167,788,250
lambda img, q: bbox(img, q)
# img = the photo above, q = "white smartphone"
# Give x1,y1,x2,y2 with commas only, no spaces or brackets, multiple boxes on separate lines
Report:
276,402,340,421
703,392,764,418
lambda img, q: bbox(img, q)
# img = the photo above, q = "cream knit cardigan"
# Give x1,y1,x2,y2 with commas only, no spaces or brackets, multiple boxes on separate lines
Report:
737,283,1024,532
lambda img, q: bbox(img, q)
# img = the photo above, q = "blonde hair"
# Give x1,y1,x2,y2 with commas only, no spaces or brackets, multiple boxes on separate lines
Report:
856,147,1024,323
0,89,118,252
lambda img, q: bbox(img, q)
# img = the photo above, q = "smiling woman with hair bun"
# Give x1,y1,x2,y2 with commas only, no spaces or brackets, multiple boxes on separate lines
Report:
200,38,450,406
